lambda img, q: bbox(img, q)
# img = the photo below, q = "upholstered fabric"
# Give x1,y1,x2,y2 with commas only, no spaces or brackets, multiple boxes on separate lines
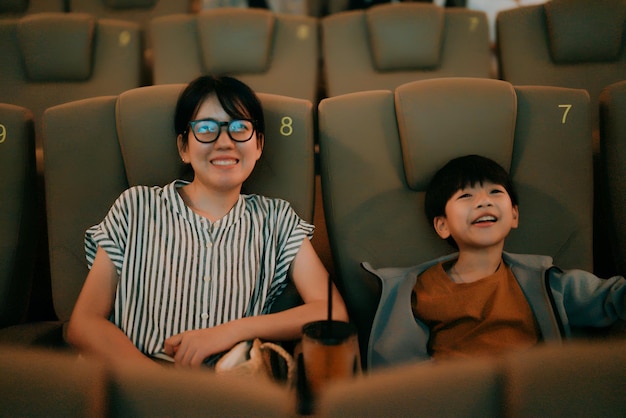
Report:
17,13,95,82
105,0,157,9
366,4,444,71
497,1,626,133
0,0,66,15
197,9,273,74
545,0,626,64
318,358,500,417
40,85,314,325
69,0,188,19
318,78,593,366
0,104,37,328
0,347,107,417
600,80,626,275
109,361,292,416
504,340,626,417
0,0,29,13
150,9,319,103
396,78,516,190
322,3,492,97
0,14,142,145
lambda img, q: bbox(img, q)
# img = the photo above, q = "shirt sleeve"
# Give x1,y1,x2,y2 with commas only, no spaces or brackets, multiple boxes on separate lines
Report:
262,199,315,313
555,268,626,327
84,189,133,276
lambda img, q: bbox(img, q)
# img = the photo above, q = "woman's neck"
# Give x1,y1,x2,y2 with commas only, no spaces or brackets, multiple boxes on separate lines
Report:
179,181,240,222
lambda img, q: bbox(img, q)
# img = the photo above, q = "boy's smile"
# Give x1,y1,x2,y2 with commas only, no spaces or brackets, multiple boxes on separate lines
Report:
434,181,519,251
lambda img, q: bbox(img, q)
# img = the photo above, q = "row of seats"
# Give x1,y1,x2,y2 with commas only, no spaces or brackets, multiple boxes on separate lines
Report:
3,1,626,139
2,337,625,415
0,0,462,18
1,77,625,363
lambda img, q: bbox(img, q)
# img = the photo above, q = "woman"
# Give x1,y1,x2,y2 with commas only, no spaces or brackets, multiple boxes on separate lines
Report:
67,75,348,368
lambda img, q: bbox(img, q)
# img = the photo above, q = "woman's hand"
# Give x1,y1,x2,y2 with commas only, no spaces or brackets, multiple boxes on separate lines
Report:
163,323,242,367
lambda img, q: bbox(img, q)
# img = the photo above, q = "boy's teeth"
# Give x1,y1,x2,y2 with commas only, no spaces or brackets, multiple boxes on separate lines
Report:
475,216,496,223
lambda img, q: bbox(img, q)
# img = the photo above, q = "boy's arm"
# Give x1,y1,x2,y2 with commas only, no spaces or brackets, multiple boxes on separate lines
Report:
553,269,626,328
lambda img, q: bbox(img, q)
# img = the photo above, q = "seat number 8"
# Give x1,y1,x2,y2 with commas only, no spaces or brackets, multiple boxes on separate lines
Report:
280,116,293,136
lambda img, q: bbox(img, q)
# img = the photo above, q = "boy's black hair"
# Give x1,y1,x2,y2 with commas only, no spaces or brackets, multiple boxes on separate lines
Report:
174,75,265,147
424,154,519,226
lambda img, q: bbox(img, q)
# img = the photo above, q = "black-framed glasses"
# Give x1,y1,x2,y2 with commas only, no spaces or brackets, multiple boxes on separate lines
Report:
187,118,256,144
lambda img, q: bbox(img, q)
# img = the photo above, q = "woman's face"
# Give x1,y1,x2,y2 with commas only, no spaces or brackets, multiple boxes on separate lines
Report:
178,94,263,194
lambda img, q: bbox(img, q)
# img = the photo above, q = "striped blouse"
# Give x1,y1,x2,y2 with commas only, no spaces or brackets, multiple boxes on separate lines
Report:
85,180,314,360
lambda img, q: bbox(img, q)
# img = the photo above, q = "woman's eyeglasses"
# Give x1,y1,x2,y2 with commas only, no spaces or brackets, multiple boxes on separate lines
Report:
186,118,256,144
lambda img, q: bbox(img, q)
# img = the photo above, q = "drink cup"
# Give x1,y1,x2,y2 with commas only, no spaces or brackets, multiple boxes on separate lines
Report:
300,320,359,400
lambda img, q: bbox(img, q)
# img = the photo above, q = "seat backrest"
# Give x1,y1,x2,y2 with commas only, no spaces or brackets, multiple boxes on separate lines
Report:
599,80,626,275
42,84,315,322
0,346,107,417
321,3,492,98
503,340,626,417
318,77,593,365
68,0,190,25
0,0,66,15
109,362,292,417
497,0,626,134
318,357,500,417
465,0,547,43
150,8,320,103
0,12,143,153
0,104,37,328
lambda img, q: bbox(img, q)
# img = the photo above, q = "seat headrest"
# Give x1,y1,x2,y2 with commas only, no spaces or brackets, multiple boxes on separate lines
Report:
116,84,184,187
366,4,444,71
0,0,28,13
545,0,626,63
17,13,95,82
395,78,517,190
197,9,274,75
105,0,157,9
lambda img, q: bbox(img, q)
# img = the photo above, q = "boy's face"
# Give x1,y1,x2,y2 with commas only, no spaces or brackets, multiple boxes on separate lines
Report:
433,181,519,251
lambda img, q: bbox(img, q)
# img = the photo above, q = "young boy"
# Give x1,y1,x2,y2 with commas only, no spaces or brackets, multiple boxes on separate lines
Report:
365,155,626,369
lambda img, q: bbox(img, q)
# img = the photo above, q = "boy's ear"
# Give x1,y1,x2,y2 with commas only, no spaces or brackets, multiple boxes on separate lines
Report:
511,205,520,229
433,216,451,239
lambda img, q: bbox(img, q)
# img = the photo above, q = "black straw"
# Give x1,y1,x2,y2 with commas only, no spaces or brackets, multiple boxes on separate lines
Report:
327,274,332,322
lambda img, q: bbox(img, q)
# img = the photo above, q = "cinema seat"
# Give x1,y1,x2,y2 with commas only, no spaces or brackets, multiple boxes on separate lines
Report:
0,0,66,15
0,346,107,417
0,104,37,329
600,80,626,276
503,340,626,417
68,0,190,26
321,3,492,98
150,8,320,103
496,0,626,138
318,78,593,367
0,84,315,349
0,12,143,172
109,362,292,417
318,357,500,417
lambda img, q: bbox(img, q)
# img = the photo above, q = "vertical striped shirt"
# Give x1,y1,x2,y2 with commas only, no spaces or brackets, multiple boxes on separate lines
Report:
85,180,314,360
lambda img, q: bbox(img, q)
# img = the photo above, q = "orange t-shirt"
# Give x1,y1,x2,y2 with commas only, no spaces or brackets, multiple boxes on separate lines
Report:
412,261,540,360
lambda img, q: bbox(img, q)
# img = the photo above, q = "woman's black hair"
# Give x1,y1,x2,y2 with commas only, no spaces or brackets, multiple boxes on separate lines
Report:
424,154,519,226
174,75,265,147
